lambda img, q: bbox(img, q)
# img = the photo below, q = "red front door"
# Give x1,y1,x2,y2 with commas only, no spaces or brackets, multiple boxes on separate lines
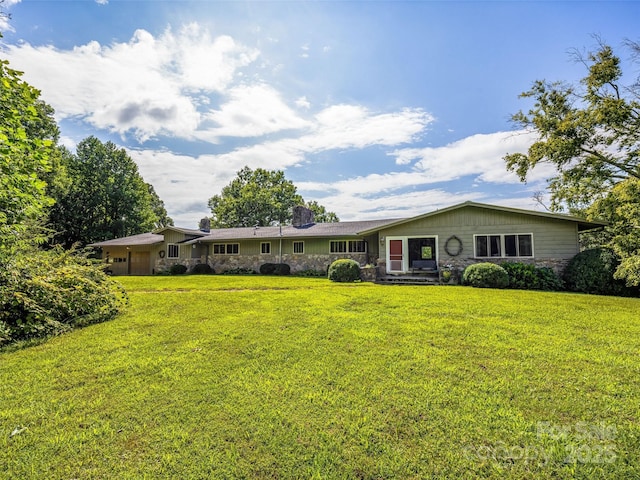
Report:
389,240,404,272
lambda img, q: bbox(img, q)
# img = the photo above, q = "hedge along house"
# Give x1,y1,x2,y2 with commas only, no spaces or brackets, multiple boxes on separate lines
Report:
359,201,607,277
90,202,605,277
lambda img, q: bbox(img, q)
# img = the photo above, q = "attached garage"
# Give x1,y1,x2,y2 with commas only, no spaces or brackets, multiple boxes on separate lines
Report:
89,233,164,276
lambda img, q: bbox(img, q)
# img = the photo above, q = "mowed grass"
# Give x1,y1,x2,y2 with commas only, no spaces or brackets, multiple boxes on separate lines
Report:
1,276,639,479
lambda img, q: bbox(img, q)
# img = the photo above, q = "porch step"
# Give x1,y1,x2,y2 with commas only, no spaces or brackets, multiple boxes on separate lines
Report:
375,275,440,286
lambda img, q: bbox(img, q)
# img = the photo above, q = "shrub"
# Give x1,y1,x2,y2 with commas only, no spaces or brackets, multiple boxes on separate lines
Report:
169,264,188,275
221,268,257,275
462,262,509,289
0,248,127,347
259,263,290,275
191,263,213,275
564,248,627,296
328,259,361,283
537,267,564,291
273,264,290,275
501,262,563,291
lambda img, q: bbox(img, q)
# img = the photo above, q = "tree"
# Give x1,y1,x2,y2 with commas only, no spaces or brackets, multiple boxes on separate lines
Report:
305,200,339,223
504,41,639,211
0,56,126,346
209,166,338,228
0,59,57,254
49,136,161,247
504,40,640,286
589,178,640,287
147,183,174,229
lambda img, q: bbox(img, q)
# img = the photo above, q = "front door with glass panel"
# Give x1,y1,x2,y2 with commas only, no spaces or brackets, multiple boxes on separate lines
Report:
389,240,404,272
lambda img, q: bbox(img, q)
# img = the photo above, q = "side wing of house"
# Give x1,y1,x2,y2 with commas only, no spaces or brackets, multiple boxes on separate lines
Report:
375,205,588,275
90,233,164,275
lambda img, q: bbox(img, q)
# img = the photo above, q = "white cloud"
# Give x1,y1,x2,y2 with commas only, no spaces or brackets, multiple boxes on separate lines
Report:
295,96,311,109
305,189,486,221
3,24,259,141
305,105,431,151
0,0,21,32
391,130,554,184
197,83,310,141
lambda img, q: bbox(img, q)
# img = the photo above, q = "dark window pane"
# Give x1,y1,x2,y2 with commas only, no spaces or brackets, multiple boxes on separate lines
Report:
476,236,488,257
505,235,517,257
490,235,501,256
518,235,533,257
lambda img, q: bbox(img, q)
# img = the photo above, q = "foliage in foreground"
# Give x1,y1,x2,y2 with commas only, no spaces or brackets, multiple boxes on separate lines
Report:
1,277,638,479
462,262,509,288
0,248,127,346
0,59,58,255
328,258,361,282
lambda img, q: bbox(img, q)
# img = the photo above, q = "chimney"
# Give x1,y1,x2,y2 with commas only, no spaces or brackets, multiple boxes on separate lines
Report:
199,217,211,233
292,206,315,228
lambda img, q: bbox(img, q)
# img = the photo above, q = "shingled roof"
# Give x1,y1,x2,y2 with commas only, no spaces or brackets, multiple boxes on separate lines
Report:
89,232,164,247
185,218,399,243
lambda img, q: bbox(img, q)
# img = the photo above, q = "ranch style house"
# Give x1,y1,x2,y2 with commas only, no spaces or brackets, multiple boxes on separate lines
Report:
90,201,606,279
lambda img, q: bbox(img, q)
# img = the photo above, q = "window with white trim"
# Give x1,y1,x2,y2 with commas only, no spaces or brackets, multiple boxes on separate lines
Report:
261,242,271,254
293,241,304,254
474,234,533,258
213,243,239,255
167,244,179,258
349,240,366,253
331,240,366,253
330,241,347,253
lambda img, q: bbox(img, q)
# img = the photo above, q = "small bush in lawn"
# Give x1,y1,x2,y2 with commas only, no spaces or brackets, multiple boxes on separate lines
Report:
501,262,563,291
328,259,361,283
462,262,509,289
169,264,188,275
259,263,290,275
564,248,627,296
191,263,213,275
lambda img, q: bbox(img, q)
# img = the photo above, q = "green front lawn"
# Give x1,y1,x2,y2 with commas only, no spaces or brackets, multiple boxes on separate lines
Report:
1,277,638,478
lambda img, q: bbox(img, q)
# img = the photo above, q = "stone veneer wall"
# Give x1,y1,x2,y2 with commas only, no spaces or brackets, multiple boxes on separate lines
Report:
156,253,369,274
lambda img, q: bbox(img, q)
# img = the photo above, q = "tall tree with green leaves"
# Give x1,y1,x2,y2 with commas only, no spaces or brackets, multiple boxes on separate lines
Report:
208,167,338,228
504,40,640,286
589,177,640,287
0,59,58,254
0,53,127,346
147,183,174,229
50,136,162,247
504,41,639,210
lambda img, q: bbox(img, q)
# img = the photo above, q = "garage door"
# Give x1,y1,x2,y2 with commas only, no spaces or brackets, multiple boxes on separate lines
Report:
129,251,151,275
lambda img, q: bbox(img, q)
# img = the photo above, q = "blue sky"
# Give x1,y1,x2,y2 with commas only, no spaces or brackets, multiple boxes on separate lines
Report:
2,1,639,226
